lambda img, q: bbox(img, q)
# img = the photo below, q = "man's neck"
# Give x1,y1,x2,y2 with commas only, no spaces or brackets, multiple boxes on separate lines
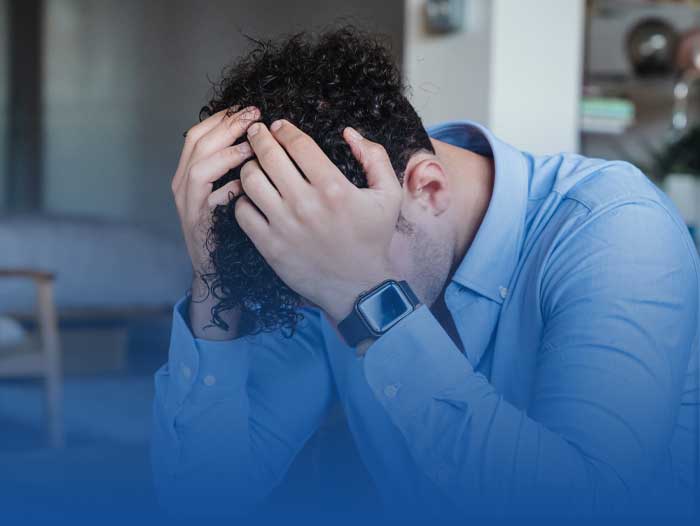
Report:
425,138,494,351
430,138,494,273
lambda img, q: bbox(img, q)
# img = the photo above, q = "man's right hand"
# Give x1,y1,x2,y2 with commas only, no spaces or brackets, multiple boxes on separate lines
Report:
171,106,260,339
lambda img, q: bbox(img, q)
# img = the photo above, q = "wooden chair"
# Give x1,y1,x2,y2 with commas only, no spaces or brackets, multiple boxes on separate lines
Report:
0,269,64,448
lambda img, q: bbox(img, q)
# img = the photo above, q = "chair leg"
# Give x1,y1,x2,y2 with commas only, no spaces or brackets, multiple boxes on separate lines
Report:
45,356,64,449
37,280,64,448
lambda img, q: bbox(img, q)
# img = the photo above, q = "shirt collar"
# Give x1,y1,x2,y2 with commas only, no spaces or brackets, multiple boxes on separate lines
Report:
426,121,530,304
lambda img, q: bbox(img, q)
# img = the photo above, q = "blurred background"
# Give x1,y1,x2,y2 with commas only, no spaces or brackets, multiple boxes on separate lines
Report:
1,0,699,519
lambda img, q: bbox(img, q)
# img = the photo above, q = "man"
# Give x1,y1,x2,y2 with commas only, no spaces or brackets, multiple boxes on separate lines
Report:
153,28,699,519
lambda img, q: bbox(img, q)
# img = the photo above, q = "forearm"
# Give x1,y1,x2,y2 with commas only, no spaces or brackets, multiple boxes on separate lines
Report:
152,298,261,515
362,307,672,516
152,297,333,517
152,365,262,516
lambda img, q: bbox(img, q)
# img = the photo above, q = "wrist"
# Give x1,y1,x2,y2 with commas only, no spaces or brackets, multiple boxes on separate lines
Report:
327,267,402,323
190,273,209,302
188,279,242,340
335,277,421,349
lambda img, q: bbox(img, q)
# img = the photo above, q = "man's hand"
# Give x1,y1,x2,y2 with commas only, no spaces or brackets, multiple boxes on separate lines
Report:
172,106,259,338
237,120,402,323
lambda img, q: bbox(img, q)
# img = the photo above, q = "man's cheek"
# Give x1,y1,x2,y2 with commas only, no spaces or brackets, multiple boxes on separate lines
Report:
387,232,413,278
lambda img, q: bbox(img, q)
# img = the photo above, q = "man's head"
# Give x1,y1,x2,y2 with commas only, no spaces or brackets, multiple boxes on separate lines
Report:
202,26,457,335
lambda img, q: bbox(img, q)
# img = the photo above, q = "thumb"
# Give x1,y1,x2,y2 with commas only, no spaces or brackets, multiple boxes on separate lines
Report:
343,127,399,192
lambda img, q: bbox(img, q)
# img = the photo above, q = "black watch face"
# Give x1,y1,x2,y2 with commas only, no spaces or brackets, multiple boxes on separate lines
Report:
357,282,413,333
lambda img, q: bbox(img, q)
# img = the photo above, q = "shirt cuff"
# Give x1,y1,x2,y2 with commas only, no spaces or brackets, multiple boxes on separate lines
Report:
166,296,251,409
363,305,475,424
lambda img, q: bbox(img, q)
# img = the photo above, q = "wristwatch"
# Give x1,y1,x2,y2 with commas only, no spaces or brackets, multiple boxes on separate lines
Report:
337,279,421,347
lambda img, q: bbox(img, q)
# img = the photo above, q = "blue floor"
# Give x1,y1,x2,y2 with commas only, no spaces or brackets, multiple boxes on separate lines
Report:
0,373,161,522
0,319,383,523
0,319,167,523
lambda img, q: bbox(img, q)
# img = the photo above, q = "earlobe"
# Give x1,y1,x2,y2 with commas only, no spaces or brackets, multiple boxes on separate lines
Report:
404,157,450,216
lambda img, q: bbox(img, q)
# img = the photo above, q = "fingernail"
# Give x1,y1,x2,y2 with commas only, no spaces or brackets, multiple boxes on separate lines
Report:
238,106,260,120
345,127,362,143
247,123,261,137
239,105,258,115
270,119,284,132
238,142,252,154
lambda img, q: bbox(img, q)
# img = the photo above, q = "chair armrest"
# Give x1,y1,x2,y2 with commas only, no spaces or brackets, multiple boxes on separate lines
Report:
0,269,55,283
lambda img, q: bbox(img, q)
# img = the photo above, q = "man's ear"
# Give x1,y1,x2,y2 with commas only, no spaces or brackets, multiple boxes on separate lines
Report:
403,155,450,216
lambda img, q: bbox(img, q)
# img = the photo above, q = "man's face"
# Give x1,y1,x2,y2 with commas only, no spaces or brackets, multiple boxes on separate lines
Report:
386,195,456,308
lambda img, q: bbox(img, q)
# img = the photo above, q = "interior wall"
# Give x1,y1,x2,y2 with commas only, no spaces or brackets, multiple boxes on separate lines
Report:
489,0,584,154
403,0,493,126
41,0,404,235
403,0,585,155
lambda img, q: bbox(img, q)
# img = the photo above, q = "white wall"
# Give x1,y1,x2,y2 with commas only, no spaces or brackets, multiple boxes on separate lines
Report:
403,0,493,126
403,0,585,155
489,0,584,154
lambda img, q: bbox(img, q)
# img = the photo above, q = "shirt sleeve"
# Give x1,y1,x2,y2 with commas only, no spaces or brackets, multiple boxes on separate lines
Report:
363,200,699,516
152,296,334,517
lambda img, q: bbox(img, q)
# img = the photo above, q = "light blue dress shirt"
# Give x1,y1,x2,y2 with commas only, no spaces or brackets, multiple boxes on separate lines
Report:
152,121,700,519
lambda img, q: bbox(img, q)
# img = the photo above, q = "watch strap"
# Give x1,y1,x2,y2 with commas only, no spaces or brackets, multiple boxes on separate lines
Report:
337,305,371,347
337,280,420,348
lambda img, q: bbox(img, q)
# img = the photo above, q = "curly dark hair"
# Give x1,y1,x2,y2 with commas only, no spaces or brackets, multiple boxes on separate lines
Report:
199,26,434,336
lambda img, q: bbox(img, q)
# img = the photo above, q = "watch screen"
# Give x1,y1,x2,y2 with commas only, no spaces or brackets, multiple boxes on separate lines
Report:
357,282,413,333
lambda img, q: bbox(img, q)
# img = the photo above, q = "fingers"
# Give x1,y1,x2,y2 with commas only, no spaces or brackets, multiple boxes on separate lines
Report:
190,142,253,184
239,159,283,221
180,142,253,212
172,109,229,193
190,106,260,162
343,127,400,194
207,179,243,208
247,122,308,198
270,119,349,188
234,195,271,249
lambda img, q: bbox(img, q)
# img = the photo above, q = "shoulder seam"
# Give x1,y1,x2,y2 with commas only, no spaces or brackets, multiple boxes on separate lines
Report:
555,161,649,211
559,192,593,213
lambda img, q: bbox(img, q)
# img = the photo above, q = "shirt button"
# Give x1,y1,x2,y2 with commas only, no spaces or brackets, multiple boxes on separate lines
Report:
499,286,509,300
383,384,399,399
203,375,217,387
181,365,192,380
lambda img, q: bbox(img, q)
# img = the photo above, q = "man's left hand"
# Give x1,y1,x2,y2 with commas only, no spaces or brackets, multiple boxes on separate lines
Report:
236,120,401,323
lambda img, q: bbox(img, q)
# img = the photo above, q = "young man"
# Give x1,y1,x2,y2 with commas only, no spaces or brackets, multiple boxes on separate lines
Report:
153,28,699,519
